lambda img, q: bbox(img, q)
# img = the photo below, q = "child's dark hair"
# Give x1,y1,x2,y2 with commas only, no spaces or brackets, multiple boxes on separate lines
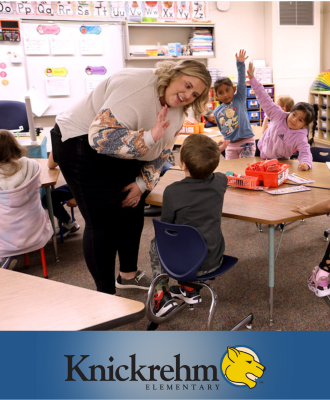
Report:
0,129,28,177
180,134,220,180
214,77,234,94
291,102,317,126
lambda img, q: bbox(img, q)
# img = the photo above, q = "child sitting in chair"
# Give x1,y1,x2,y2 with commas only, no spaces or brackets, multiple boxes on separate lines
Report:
149,134,229,317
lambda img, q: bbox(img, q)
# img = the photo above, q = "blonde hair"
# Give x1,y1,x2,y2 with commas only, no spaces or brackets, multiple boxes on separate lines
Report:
154,59,211,117
0,129,28,177
276,95,294,112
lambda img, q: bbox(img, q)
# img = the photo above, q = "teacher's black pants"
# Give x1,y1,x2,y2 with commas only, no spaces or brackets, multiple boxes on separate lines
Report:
51,124,146,294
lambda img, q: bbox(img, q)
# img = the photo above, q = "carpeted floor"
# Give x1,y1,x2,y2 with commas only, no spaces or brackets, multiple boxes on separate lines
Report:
14,171,330,331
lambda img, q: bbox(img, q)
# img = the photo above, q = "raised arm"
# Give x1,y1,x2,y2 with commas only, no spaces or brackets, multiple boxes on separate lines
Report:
247,62,283,124
235,49,249,101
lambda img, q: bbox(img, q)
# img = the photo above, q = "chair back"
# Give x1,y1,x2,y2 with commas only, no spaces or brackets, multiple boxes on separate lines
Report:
311,147,330,163
0,100,29,132
153,219,208,281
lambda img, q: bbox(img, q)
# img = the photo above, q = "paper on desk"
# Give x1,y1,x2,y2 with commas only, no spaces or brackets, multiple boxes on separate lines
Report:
326,162,330,171
264,185,311,195
204,128,220,133
287,174,315,184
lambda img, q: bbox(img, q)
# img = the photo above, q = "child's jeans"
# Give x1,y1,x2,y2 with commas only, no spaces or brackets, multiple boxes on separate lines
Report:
225,137,256,160
150,238,223,292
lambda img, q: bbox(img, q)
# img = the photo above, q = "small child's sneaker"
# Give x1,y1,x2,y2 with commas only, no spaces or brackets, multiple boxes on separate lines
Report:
55,219,80,238
169,284,202,304
153,288,178,317
308,266,330,297
0,256,18,270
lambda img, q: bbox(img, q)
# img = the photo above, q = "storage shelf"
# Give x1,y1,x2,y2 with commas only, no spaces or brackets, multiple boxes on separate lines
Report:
124,21,216,61
309,90,330,144
129,55,214,60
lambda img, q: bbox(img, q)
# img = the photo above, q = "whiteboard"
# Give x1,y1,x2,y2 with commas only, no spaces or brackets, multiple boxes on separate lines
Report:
21,20,124,116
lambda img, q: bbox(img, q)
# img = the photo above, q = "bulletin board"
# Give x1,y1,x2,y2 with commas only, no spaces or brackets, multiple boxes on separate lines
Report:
21,19,124,116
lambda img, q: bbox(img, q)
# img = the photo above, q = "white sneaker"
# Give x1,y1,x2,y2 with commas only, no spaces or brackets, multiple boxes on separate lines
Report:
56,219,80,238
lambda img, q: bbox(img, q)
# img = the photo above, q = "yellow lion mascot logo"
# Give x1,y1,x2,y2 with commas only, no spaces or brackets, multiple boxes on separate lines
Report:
222,347,266,389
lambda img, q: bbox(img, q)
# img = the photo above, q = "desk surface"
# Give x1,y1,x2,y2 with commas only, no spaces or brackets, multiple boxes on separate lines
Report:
146,168,330,225
0,269,145,331
170,157,330,190
34,158,60,187
17,135,45,148
175,125,263,146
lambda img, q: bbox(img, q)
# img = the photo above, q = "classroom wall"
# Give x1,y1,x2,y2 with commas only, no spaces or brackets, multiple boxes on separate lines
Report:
321,1,330,71
270,1,321,103
208,1,266,74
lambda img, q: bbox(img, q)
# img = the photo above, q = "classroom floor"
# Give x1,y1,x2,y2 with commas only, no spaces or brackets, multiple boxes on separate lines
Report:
14,171,330,331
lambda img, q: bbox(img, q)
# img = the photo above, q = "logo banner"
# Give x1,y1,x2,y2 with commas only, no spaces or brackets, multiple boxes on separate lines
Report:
0,331,327,399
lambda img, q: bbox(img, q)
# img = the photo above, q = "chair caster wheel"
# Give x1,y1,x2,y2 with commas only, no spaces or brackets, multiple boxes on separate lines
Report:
246,324,253,330
147,321,159,331
189,305,194,311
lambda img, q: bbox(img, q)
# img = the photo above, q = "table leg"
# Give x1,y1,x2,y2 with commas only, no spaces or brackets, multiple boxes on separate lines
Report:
268,224,275,326
45,187,59,262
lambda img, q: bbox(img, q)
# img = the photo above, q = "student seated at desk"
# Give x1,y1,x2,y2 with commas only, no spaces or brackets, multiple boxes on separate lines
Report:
42,151,80,238
149,134,229,317
0,130,53,269
203,110,217,128
292,199,330,297
247,62,316,171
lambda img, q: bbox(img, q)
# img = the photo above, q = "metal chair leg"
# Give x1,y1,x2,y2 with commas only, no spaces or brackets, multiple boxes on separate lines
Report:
231,313,254,331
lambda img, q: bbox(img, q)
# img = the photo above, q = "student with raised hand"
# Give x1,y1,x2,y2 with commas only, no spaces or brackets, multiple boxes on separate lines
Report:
292,199,330,297
213,49,255,159
50,59,212,296
247,61,315,171
261,95,295,134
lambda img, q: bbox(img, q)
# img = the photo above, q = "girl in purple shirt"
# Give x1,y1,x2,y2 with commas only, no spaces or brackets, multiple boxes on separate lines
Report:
247,62,316,171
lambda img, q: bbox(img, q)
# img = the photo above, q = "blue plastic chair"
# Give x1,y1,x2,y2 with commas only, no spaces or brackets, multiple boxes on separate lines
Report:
145,219,253,330
311,147,330,241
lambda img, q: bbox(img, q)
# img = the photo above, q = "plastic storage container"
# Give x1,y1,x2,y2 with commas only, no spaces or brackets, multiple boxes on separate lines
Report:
320,119,327,129
265,87,274,96
247,99,259,109
245,159,289,187
247,88,256,97
320,108,327,118
248,111,260,120
322,96,327,106
313,95,319,104
226,174,258,189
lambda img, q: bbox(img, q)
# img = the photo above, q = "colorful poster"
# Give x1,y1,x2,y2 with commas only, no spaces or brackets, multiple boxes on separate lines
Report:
127,1,143,21
36,25,60,35
110,1,126,19
56,1,74,16
85,66,107,75
160,1,176,20
15,1,35,15
176,1,192,20
44,67,68,77
192,0,207,20
0,1,14,14
92,1,110,17
143,1,159,20
36,1,54,16
75,1,93,17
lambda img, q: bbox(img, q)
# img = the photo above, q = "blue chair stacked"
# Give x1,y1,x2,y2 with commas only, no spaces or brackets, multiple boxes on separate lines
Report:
145,219,253,331
311,147,330,241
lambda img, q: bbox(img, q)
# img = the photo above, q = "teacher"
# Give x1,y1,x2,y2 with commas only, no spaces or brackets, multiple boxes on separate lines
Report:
51,59,211,295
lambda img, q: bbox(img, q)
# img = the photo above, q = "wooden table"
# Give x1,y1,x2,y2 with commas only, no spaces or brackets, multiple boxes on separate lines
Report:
0,269,145,331
146,160,330,325
35,158,60,262
175,125,263,146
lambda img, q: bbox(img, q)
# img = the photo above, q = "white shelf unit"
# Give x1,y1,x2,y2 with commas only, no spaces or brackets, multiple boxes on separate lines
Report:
123,22,216,61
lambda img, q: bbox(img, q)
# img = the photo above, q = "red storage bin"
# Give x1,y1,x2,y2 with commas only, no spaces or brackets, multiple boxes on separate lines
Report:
227,175,258,189
245,159,289,187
